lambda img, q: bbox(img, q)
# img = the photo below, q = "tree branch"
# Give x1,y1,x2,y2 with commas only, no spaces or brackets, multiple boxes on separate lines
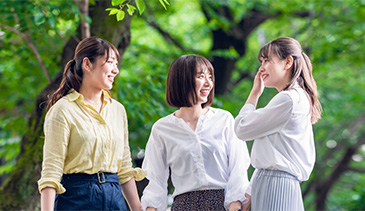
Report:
0,24,52,83
74,0,90,39
347,167,365,173
143,18,202,55
319,113,365,168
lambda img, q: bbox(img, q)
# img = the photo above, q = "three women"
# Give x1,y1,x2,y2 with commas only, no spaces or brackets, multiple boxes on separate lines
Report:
39,36,320,211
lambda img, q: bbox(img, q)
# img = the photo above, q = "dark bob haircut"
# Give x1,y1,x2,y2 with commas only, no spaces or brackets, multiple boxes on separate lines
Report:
166,54,215,108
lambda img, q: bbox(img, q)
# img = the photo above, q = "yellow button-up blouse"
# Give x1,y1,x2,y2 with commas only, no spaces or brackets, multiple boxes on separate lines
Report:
38,89,146,194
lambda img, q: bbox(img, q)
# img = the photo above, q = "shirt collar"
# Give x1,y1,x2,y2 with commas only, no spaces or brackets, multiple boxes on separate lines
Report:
66,88,111,104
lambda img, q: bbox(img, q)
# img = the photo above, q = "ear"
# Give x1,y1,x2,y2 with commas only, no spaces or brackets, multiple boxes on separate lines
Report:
82,57,92,72
285,56,294,70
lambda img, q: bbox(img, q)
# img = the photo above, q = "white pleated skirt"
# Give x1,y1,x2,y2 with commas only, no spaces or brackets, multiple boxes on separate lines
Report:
251,169,304,211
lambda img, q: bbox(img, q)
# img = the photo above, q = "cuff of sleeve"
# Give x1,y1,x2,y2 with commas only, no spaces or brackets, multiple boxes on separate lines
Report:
38,179,66,194
118,167,147,184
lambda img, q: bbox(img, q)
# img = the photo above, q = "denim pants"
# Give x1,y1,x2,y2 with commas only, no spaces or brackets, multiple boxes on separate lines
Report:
55,172,127,211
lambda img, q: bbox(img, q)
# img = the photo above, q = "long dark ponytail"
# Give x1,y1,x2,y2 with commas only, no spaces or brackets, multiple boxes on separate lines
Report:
47,37,119,110
258,37,322,124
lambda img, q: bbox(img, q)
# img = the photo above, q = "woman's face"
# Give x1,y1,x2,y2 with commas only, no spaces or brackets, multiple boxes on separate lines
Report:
87,50,119,91
259,53,289,91
194,67,213,105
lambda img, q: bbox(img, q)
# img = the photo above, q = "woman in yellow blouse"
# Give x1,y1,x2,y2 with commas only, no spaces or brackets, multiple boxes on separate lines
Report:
38,37,146,211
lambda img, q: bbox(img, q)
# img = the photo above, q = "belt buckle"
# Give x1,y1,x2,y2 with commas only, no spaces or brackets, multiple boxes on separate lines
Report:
97,172,106,183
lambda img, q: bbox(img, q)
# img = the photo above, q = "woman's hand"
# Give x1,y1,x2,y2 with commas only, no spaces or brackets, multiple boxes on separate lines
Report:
146,207,157,211
245,70,264,107
229,200,242,211
251,70,265,97
241,193,251,211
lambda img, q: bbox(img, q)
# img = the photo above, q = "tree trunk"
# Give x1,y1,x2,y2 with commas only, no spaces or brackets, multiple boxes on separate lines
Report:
201,4,280,95
0,1,132,209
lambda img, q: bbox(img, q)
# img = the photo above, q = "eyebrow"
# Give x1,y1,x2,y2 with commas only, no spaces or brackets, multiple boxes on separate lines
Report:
196,70,211,74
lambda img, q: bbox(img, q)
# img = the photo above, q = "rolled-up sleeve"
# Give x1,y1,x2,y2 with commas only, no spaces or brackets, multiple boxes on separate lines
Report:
141,127,169,211
224,114,251,208
118,108,146,184
234,92,293,141
38,106,69,194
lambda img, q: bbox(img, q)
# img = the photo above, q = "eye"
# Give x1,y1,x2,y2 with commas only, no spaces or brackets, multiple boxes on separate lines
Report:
198,74,205,78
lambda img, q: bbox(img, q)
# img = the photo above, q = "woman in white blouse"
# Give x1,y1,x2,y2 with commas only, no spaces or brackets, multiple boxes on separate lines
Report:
234,37,322,211
141,54,251,211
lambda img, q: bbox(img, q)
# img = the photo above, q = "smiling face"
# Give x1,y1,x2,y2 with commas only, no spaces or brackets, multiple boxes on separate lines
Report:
259,53,290,91
86,50,119,91
195,67,213,105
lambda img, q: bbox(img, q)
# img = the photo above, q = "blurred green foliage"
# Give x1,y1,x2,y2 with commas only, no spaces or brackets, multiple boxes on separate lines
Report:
0,0,364,209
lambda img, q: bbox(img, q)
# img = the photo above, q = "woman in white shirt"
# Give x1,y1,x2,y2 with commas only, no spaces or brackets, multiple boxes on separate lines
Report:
141,54,251,211
234,37,322,211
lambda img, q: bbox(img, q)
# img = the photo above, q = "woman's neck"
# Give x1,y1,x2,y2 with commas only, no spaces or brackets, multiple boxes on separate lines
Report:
175,104,208,131
79,85,103,112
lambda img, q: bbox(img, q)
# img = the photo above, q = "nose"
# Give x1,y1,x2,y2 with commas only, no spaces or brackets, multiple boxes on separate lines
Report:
259,65,264,72
204,75,211,86
112,64,119,75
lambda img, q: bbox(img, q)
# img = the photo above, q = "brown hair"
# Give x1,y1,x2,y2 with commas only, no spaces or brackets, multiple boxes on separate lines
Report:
47,37,119,110
258,37,322,124
166,54,215,108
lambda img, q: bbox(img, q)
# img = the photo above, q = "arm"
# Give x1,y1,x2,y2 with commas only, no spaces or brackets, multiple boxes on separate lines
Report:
41,187,56,211
141,126,169,211
225,114,251,210
121,178,142,211
38,105,69,208
234,92,293,141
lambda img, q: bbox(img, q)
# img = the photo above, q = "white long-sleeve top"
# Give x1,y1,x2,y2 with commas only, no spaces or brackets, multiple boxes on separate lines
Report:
141,107,250,211
234,86,315,186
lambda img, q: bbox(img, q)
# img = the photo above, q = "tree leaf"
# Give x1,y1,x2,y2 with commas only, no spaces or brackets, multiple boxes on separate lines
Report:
111,0,124,7
135,0,145,15
127,4,136,16
108,8,119,15
116,10,125,21
159,0,167,10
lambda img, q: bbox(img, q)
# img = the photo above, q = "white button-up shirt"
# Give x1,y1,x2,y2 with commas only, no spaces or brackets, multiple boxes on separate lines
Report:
141,107,250,211
235,86,315,186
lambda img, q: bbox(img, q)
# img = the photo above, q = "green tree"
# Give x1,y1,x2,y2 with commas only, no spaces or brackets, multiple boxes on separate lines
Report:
0,0,134,208
0,0,364,210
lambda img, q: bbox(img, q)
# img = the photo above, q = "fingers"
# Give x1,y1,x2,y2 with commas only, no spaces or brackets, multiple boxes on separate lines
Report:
241,193,251,211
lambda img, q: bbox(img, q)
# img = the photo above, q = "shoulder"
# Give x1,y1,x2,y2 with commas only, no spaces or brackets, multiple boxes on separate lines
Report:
209,107,234,120
109,98,127,114
110,98,126,109
152,114,173,129
271,90,295,105
47,97,73,114
281,88,308,105
45,97,73,121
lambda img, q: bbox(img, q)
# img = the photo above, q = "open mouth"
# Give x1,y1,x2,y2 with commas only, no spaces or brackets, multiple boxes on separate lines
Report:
200,89,210,96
